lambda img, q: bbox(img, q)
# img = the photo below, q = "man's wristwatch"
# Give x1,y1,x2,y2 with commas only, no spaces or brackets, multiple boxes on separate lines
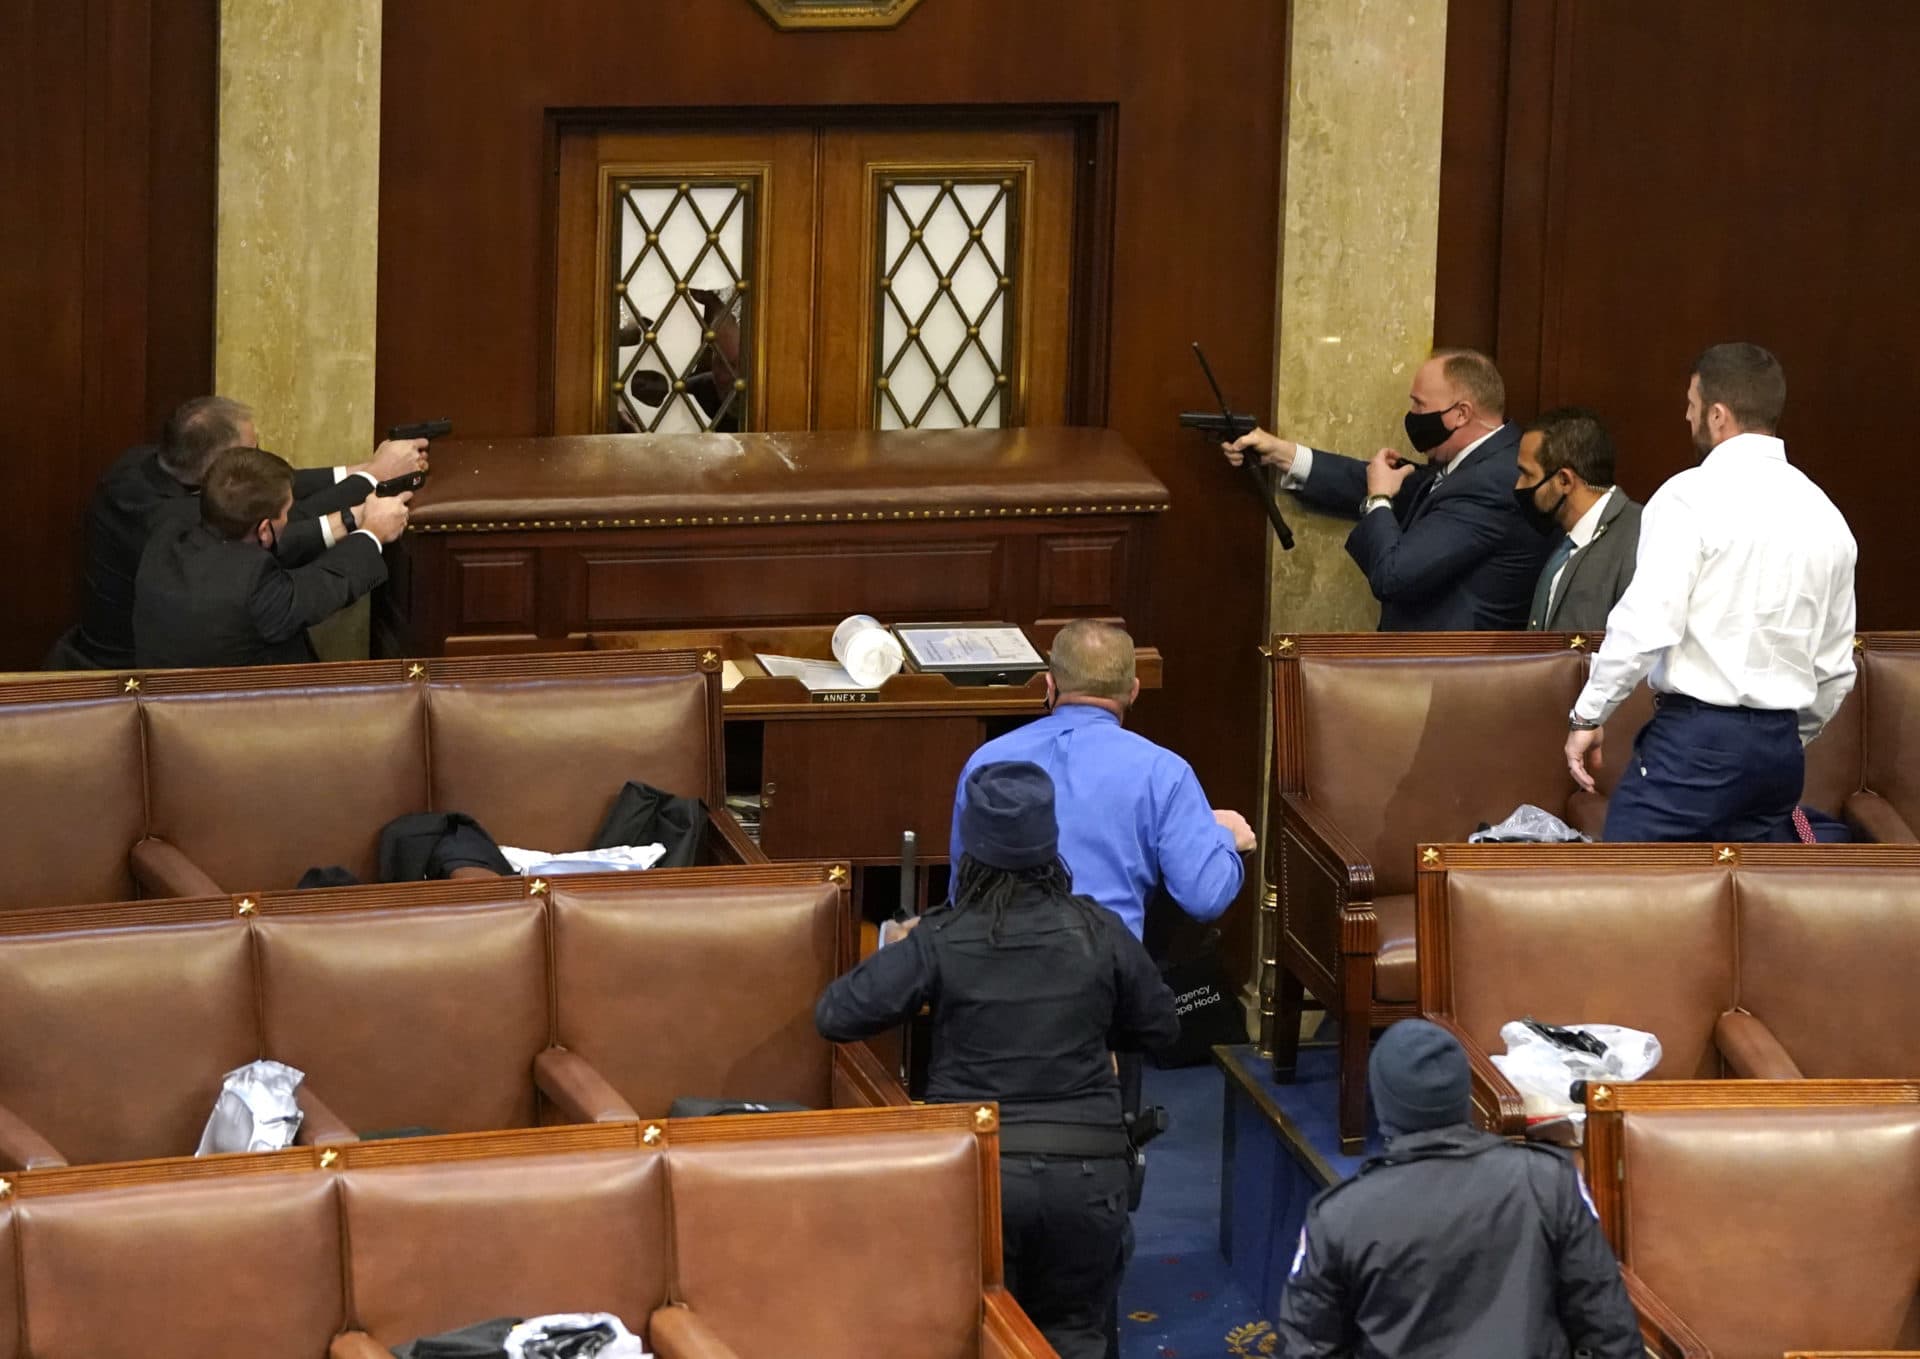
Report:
340,505,357,534
1568,712,1601,731
1362,493,1394,514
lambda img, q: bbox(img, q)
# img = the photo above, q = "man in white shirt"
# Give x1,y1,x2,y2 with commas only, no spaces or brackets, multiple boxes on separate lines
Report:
1516,407,1643,633
1225,350,1551,630
1566,344,1857,842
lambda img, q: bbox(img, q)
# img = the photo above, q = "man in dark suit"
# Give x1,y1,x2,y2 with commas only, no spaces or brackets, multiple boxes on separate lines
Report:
48,396,427,669
133,446,410,670
1225,349,1551,630
1515,407,1643,634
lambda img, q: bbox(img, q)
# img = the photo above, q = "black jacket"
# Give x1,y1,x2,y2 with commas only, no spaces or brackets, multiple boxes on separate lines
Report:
132,519,387,669
69,444,367,668
815,885,1178,1128
1277,1124,1641,1359
1295,424,1553,631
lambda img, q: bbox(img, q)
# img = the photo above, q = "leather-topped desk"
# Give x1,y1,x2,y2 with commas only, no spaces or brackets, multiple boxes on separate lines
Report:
373,427,1169,657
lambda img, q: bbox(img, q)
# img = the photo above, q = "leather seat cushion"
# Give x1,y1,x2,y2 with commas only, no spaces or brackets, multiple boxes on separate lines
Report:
1372,893,1418,1003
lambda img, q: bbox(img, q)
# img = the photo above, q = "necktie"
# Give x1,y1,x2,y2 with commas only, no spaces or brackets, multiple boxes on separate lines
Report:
1529,535,1575,628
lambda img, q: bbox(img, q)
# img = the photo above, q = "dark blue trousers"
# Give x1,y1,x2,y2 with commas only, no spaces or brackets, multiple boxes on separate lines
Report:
1603,695,1803,843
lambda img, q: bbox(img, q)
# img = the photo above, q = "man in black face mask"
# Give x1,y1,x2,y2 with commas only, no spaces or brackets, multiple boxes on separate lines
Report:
1514,407,1642,633
1225,349,1551,630
134,446,408,669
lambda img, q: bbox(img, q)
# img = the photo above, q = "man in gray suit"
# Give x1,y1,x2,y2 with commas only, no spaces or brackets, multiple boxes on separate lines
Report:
1515,408,1642,633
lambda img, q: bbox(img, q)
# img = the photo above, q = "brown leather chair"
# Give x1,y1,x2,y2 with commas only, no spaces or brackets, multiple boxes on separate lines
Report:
4,1106,1054,1359
1585,1081,1920,1359
1719,866,1920,1080
548,879,848,1117
1265,632,1907,1150
256,898,552,1139
12,1170,344,1359
1417,844,1920,1133
0,683,146,906
1417,855,1735,1133
1854,640,1920,841
1266,634,1585,1149
0,1203,16,1359
0,868,901,1171
333,1145,669,1356
0,651,757,911
665,1124,987,1358
0,906,257,1167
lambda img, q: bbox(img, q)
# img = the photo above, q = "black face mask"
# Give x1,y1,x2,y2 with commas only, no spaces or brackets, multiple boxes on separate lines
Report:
1512,475,1568,537
1403,403,1460,453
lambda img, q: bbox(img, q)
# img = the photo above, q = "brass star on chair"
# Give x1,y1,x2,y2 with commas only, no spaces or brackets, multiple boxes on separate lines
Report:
973,1105,997,1130
1275,636,1296,653
1420,847,1441,866
700,649,720,668
236,898,257,917
1854,635,1865,651
642,1124,665,1146
1567,635,1588,651
407,662,427,680
529,878,549,896
123,676,142,692
0,1177,11,1198
320,1149,340,1169
1716,846,1737,864
828,864,850,885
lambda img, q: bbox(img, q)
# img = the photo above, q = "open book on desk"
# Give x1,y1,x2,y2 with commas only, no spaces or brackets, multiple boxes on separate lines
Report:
754,653,868,692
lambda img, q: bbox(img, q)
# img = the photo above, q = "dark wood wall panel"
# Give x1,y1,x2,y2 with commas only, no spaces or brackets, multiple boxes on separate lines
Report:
1438,0,1919,629
376,1,1290,974
0,0,217,669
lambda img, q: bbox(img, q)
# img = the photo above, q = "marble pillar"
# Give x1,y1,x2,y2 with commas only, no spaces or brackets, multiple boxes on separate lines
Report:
1250,0,1450,1044
215,0,382,658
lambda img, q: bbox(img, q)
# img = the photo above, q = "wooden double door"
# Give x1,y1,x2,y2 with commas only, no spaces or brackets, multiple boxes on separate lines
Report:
553,120,1084,436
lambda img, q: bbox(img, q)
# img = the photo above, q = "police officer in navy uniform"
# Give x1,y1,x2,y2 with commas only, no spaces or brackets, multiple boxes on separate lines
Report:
817,762,1178,1359
1277,1019,1642,1359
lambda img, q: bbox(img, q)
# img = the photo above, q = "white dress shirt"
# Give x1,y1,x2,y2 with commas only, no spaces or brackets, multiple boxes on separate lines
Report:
316,469,382,550
1284,427,1502,511
1573,433,1856,743
1543,486,1616,617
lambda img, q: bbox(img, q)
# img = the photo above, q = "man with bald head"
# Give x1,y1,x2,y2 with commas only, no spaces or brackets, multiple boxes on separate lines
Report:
949,619,1253,941
1226,348,1550,630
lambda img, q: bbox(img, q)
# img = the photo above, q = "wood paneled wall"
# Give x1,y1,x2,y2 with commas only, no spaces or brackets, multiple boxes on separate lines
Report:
1438,0,1920,629
375,1,1291,972
0,0,217,668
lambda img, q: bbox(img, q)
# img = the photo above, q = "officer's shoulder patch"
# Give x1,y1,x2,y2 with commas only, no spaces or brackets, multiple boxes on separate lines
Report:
1514,1140,1600,1217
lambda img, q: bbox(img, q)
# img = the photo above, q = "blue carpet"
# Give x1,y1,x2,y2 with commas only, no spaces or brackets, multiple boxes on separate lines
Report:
1118,1062,1277,1358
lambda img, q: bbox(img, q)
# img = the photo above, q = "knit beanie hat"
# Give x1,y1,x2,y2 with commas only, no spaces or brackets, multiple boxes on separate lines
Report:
1369,1018,1472,1137
959,762,1059,871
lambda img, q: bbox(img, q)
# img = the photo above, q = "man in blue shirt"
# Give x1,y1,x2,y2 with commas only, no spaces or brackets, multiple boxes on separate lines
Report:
949,620,1253,939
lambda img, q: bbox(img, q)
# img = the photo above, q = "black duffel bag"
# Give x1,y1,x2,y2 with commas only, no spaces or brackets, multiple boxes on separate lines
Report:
1150,929,1249,1068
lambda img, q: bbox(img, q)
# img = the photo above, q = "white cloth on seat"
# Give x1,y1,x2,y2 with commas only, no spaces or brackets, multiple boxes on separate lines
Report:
504,1313,649,1358
498,843,666,876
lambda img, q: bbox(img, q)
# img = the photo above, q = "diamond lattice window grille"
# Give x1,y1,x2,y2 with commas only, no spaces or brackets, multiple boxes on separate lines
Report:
610,177,756,434
873,175,1021,430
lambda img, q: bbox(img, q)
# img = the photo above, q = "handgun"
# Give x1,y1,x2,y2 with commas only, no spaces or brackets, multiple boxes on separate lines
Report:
376,418,449,495
387,418,451,441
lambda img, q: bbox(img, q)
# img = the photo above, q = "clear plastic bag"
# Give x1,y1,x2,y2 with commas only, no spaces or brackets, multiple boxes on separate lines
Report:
1468,804,1591,843
1490,1021,1661,1142
504,1314,648,1359
195,1059,305,1155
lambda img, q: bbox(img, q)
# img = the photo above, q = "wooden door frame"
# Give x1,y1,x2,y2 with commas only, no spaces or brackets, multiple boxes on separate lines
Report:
539,103,1117,436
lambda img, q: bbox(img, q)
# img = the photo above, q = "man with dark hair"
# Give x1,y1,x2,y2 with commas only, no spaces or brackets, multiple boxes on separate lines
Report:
1566,344,1857,841
1225,348,1551,630
1515,406,1643,632
132,446,410,669
949,619,1253,941
1277,1019,1641,1357
819,762,1178,1359
47,395,428,670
